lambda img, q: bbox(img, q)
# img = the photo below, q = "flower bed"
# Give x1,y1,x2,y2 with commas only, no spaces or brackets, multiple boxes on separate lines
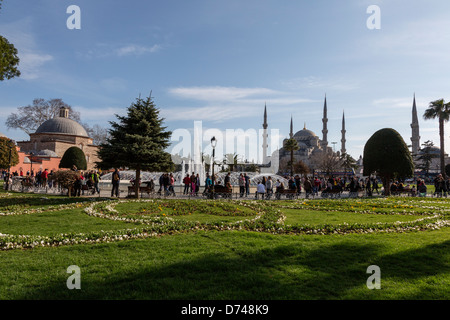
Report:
0,197,448,250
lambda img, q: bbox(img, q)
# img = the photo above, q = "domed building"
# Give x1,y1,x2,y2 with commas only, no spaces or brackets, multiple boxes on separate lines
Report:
16,107,99,170
276,96,344,172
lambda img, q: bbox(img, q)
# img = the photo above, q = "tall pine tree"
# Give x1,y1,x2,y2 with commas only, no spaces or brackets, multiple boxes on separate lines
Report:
97,94,174,198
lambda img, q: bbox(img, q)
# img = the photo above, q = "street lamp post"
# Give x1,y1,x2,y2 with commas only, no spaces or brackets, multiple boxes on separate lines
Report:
211,136,217,199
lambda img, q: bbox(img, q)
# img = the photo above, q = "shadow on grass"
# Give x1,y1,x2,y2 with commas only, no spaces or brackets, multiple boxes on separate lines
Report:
0,194,94,209
12,238,450,300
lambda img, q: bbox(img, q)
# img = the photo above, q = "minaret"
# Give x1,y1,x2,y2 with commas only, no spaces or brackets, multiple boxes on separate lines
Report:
411,94,420,156
341,110,346,155
262,103,269,164
289,115,294,139
321,94,328,148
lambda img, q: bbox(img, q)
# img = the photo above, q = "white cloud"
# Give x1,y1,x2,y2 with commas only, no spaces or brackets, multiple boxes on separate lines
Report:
281,76,359,92
18,53,53,80
165,86,318,122
0,18,53,80
115,44,161,57
168,86,280,102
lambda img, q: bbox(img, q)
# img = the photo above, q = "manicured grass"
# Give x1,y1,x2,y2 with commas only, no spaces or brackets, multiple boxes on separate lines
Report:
283,209,421,226
0,209,139,236
0,229,448,300
0,188,448,300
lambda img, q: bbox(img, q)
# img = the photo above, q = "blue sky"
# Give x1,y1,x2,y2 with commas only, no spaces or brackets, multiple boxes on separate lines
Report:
1,0,450,163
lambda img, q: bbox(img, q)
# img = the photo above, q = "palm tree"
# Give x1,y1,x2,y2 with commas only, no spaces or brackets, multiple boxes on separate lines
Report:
283,138,299,176
423,99,450,177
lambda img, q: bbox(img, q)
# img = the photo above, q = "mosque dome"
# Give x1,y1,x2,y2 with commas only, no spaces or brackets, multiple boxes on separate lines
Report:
419,146,441,156
35,107,88,137
294,128,317,139
36,149,59,157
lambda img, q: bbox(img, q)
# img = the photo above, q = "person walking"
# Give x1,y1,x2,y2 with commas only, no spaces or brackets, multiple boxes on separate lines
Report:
169,173,176,196
244,173,250,197
266,176,273,199
195,173,201,196
239,173,245,197
183,174,191,195
304,178,312,199
190,172,196,195
111,168,120,197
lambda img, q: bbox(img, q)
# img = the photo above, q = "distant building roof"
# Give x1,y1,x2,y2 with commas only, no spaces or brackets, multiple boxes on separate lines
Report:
35,108,88,137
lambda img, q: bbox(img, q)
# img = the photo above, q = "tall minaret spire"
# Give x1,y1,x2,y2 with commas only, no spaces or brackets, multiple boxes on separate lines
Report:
341,110,346,155
262,103,269,164
321,94,329,149
289,115,294,139
411,93,420,156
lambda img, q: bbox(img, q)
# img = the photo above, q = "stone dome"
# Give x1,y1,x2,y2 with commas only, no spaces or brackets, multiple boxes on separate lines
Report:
35,117,88,137
419,146,441,156
294,128,317,139
36,149,59,157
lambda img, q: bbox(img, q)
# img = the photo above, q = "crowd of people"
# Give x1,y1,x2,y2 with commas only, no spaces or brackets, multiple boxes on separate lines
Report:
4,166,450,199
2,168,54,189
71,166,101,197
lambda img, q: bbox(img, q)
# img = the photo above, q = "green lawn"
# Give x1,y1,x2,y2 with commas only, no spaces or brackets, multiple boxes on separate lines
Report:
283,209,421,225
0,188,448,300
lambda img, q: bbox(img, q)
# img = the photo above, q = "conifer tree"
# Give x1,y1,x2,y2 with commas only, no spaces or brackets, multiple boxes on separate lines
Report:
97,94,174,198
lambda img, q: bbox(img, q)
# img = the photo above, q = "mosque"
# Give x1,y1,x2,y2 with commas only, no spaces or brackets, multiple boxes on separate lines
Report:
260,94,449,176
7,107,99,173
260,95,346,174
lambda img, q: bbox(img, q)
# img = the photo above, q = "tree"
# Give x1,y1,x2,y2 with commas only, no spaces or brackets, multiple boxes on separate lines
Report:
340,153,358,176
415,140,437,175
6,98,81,135
423,99,450,178
0,1,20,81
0,35,20,81
83,123,110,145
283,138,299,176
50,170,80,197
294,160,310,177
363,128,414,196
59,147,87,170
0,137,19,169
96,94,174,198
445,164,450,177
310,151,341,176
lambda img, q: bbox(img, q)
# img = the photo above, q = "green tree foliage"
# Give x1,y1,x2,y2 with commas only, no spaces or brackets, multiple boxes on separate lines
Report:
59,147,87,171
0,35,20,81
0,1,21,81
340,153,358,175
283,138,299,176
97,94,174,198
415,140,437,175
423,99,450,177
0,137,19,169
363,128,414,195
